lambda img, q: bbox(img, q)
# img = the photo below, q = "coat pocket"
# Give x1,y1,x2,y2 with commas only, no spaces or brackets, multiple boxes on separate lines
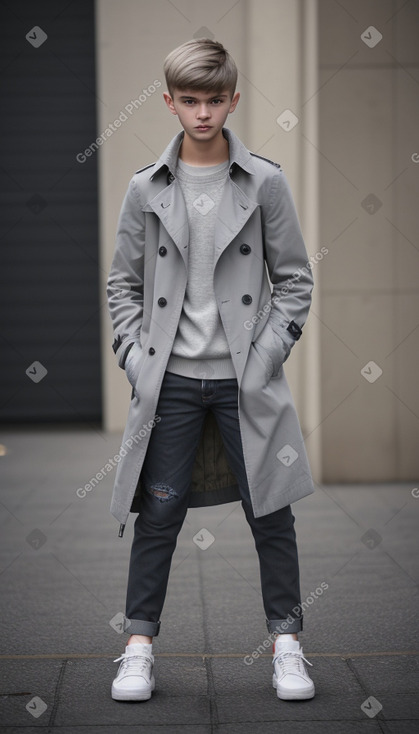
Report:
253,322,290,380
125,342,144,395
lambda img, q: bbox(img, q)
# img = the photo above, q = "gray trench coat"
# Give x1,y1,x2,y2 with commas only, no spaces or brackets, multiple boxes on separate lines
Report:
107,127,315,535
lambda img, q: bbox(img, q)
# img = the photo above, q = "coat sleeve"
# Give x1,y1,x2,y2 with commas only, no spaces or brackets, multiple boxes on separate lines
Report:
107,176,145,369
260,169,314,359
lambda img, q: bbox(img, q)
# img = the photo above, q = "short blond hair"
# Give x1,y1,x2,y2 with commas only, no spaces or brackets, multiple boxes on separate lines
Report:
163,38,238,98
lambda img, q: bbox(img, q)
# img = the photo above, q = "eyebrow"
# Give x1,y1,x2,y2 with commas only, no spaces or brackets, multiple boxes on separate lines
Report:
178,94,228,101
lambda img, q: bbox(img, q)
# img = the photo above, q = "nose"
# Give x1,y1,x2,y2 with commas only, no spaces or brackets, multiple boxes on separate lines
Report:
197,104,210,119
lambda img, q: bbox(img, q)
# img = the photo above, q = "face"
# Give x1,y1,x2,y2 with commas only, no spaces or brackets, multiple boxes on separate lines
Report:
163,88,240,142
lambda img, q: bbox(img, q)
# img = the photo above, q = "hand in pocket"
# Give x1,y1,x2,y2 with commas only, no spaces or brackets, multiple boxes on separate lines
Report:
124,342,143,390
253,323,290,380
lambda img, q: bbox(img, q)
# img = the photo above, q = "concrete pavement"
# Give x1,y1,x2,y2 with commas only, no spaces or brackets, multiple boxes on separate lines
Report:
0,427,418,732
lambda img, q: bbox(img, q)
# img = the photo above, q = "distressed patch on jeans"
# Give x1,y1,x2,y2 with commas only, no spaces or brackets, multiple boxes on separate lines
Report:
146,482,178,502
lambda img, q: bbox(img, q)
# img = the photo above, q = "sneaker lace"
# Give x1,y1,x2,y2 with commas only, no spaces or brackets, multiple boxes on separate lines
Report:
113,652,153,676
272,649,313,676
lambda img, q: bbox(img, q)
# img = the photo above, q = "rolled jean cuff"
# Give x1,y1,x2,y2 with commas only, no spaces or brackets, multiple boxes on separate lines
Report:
266,616,303,635
124,618,161,637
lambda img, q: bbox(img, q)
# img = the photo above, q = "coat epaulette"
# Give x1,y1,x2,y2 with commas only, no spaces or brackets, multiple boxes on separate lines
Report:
250,152,282,170
134,162,155,174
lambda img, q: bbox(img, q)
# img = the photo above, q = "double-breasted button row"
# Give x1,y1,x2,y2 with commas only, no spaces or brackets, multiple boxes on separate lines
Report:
240,243,251,255
160,244,251,258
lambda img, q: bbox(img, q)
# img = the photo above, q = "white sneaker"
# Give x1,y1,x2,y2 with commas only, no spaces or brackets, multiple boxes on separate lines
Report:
272,638,315,700
111,643,155,701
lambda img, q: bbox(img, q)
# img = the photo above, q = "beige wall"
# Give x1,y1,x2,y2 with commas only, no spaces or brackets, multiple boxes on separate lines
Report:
96,0,419,482
317,0,419,480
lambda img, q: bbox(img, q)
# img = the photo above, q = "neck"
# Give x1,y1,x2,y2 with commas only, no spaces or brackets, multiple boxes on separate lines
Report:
179,129,229,166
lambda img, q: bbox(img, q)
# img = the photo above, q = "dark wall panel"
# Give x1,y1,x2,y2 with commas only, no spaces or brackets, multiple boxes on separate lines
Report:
0,0,101,423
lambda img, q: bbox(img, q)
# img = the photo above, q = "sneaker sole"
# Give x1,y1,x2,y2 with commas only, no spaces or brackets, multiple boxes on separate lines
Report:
273,674,315,700
111,678,155,701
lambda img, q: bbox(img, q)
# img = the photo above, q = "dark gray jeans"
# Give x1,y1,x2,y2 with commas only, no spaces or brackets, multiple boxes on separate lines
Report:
124,370,303,638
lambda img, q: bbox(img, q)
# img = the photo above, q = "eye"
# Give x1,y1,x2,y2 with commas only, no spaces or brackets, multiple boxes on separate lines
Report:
211,99,223,104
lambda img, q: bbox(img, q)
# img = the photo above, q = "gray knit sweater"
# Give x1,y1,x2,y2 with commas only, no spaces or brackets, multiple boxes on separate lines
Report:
165,157,236,379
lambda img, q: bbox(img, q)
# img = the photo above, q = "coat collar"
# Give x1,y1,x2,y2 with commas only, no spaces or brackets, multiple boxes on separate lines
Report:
147,127,256,180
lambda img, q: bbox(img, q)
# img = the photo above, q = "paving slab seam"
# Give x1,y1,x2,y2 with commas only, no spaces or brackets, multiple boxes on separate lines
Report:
345,658,392,734
204,656,219,733
210,720,390,734
0,727,214,733
0,728,213,732
46,658,67,729
196,535,223,733
39,720,409,730
1,651,418,660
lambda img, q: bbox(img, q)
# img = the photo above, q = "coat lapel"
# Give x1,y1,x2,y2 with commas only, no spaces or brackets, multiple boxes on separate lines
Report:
142,181,189,270
142,175,258,273
214,177,258,269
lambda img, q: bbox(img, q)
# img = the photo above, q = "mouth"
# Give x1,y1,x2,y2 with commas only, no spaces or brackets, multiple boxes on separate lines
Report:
195,125,212,131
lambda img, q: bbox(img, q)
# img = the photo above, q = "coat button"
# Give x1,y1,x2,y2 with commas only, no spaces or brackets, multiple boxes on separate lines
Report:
159,246,167,256
240,243,251,255
157,297,167,307
242,294,252,305
149,347,155,355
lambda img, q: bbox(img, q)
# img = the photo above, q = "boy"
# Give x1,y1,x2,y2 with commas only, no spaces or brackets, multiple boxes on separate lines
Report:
107,38,315,703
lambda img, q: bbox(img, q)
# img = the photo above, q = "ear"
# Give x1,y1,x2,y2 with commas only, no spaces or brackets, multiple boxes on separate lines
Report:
163,92,177,116
229,92,240,113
